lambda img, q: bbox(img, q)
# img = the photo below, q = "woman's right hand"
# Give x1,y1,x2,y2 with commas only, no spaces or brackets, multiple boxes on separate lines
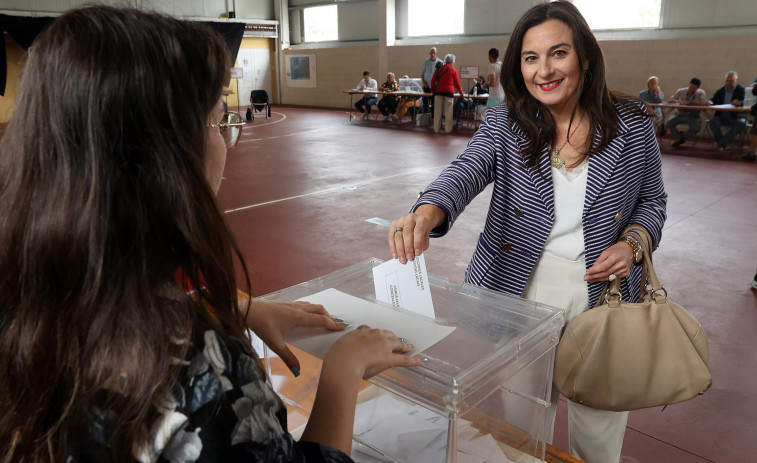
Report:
388,204,445,264
324,326,423,380
302,327,423,453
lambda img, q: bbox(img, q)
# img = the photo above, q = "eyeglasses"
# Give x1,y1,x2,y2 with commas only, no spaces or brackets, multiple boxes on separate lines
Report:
211,112,246,148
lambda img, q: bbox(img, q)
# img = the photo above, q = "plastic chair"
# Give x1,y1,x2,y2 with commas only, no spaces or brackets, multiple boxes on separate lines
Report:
249,90,271,120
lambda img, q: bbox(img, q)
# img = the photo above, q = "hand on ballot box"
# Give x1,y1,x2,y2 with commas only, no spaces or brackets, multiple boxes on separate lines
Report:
242,297,347,375
324,326,423,380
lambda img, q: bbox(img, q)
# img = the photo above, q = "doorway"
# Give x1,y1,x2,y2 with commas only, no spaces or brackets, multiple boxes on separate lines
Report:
236,49,273,111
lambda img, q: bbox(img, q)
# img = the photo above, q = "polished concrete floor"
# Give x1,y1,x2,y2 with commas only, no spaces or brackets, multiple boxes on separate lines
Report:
220,105,757,463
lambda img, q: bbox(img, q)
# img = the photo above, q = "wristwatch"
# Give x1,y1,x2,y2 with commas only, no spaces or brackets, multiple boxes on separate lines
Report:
622,236,643,263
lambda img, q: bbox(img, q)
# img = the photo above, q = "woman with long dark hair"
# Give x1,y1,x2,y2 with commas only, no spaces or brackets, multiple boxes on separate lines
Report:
388,2,666,462
0,7,420,462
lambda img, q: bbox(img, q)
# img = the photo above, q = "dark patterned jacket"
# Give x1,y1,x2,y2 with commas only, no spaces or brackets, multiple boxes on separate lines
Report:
64,329,353,463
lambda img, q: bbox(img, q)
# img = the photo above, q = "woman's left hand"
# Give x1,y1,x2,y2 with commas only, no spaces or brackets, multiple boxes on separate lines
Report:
242,298,346,374
584,242,634,282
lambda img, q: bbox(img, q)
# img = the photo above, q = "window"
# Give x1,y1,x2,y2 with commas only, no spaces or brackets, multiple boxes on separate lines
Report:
408,0,464,37
572,0,661,30
303,5,338,42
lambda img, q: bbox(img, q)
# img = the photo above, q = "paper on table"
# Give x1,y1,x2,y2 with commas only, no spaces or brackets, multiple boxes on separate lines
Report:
372,255,435,319
288,288,454,359
710,103,738,109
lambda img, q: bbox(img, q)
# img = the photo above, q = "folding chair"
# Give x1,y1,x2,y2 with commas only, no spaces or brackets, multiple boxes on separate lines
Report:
249,90,271,120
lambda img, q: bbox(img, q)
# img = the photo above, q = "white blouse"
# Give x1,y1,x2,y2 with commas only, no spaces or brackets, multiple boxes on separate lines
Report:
543,159,589,261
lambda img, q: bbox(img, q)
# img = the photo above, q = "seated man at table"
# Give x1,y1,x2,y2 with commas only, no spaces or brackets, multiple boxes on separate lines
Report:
354,70,378,119
667,77,707,147
708,71,746,150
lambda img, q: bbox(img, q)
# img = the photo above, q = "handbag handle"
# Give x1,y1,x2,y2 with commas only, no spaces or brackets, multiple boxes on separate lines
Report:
596,225,665,307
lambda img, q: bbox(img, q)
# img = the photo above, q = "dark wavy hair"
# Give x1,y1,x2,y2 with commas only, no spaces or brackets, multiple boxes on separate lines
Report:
0,6,250,462
502,0,647,172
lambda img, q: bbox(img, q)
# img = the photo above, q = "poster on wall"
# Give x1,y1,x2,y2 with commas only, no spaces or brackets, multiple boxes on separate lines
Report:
285,54,317,88
459,66,479,80
230,67,244,79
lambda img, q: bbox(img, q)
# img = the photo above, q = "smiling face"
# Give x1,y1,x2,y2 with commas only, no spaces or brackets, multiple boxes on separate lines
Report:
520,19,583,117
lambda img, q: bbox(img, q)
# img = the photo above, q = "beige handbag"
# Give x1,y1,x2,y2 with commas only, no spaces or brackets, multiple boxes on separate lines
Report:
553,225,712,411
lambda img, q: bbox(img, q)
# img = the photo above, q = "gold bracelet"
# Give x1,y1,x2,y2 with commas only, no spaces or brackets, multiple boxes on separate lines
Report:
621,236,643,263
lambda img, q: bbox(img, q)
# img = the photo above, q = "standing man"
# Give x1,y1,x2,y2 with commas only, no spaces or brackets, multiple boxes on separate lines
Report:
708,71,746,150
421,47,443,113
354,71,378,120
666,77,707,148
485,48,505,107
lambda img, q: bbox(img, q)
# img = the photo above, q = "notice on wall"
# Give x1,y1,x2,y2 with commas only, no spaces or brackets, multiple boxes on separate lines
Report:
459,65,479,80
285,54,317,88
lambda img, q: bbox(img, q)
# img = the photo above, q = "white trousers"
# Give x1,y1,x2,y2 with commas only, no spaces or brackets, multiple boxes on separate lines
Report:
433,95,455,133
522,252,628,463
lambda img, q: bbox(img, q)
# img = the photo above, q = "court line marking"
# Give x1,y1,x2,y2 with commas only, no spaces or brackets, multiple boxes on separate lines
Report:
235,110,353,145
234,126,323,145
224,165,447,214
251,111,287,127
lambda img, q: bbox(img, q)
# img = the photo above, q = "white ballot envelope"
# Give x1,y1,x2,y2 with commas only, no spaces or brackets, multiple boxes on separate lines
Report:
287,288,454,359
372,255,435,318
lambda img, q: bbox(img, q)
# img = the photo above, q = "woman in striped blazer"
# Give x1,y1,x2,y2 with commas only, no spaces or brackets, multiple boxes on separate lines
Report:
388,2,666,463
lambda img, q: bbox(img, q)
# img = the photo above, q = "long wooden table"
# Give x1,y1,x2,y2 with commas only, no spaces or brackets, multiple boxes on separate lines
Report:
649,102,750,119
345,90,488,129
649,102,751,149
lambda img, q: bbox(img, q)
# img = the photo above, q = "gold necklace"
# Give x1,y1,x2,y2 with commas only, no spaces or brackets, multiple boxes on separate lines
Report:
550,112,585,169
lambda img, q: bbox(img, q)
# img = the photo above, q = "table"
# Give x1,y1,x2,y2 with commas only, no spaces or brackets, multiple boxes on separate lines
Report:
345,90,429,124
345,90,489,130
649,103,751,149
649,102,750,120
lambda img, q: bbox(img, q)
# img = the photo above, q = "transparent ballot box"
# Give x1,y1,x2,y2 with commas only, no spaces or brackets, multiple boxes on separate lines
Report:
399,77,424,93
261,258,564,463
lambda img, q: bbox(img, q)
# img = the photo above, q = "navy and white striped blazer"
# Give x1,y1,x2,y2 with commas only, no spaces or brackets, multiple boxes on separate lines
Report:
413,101,667,307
